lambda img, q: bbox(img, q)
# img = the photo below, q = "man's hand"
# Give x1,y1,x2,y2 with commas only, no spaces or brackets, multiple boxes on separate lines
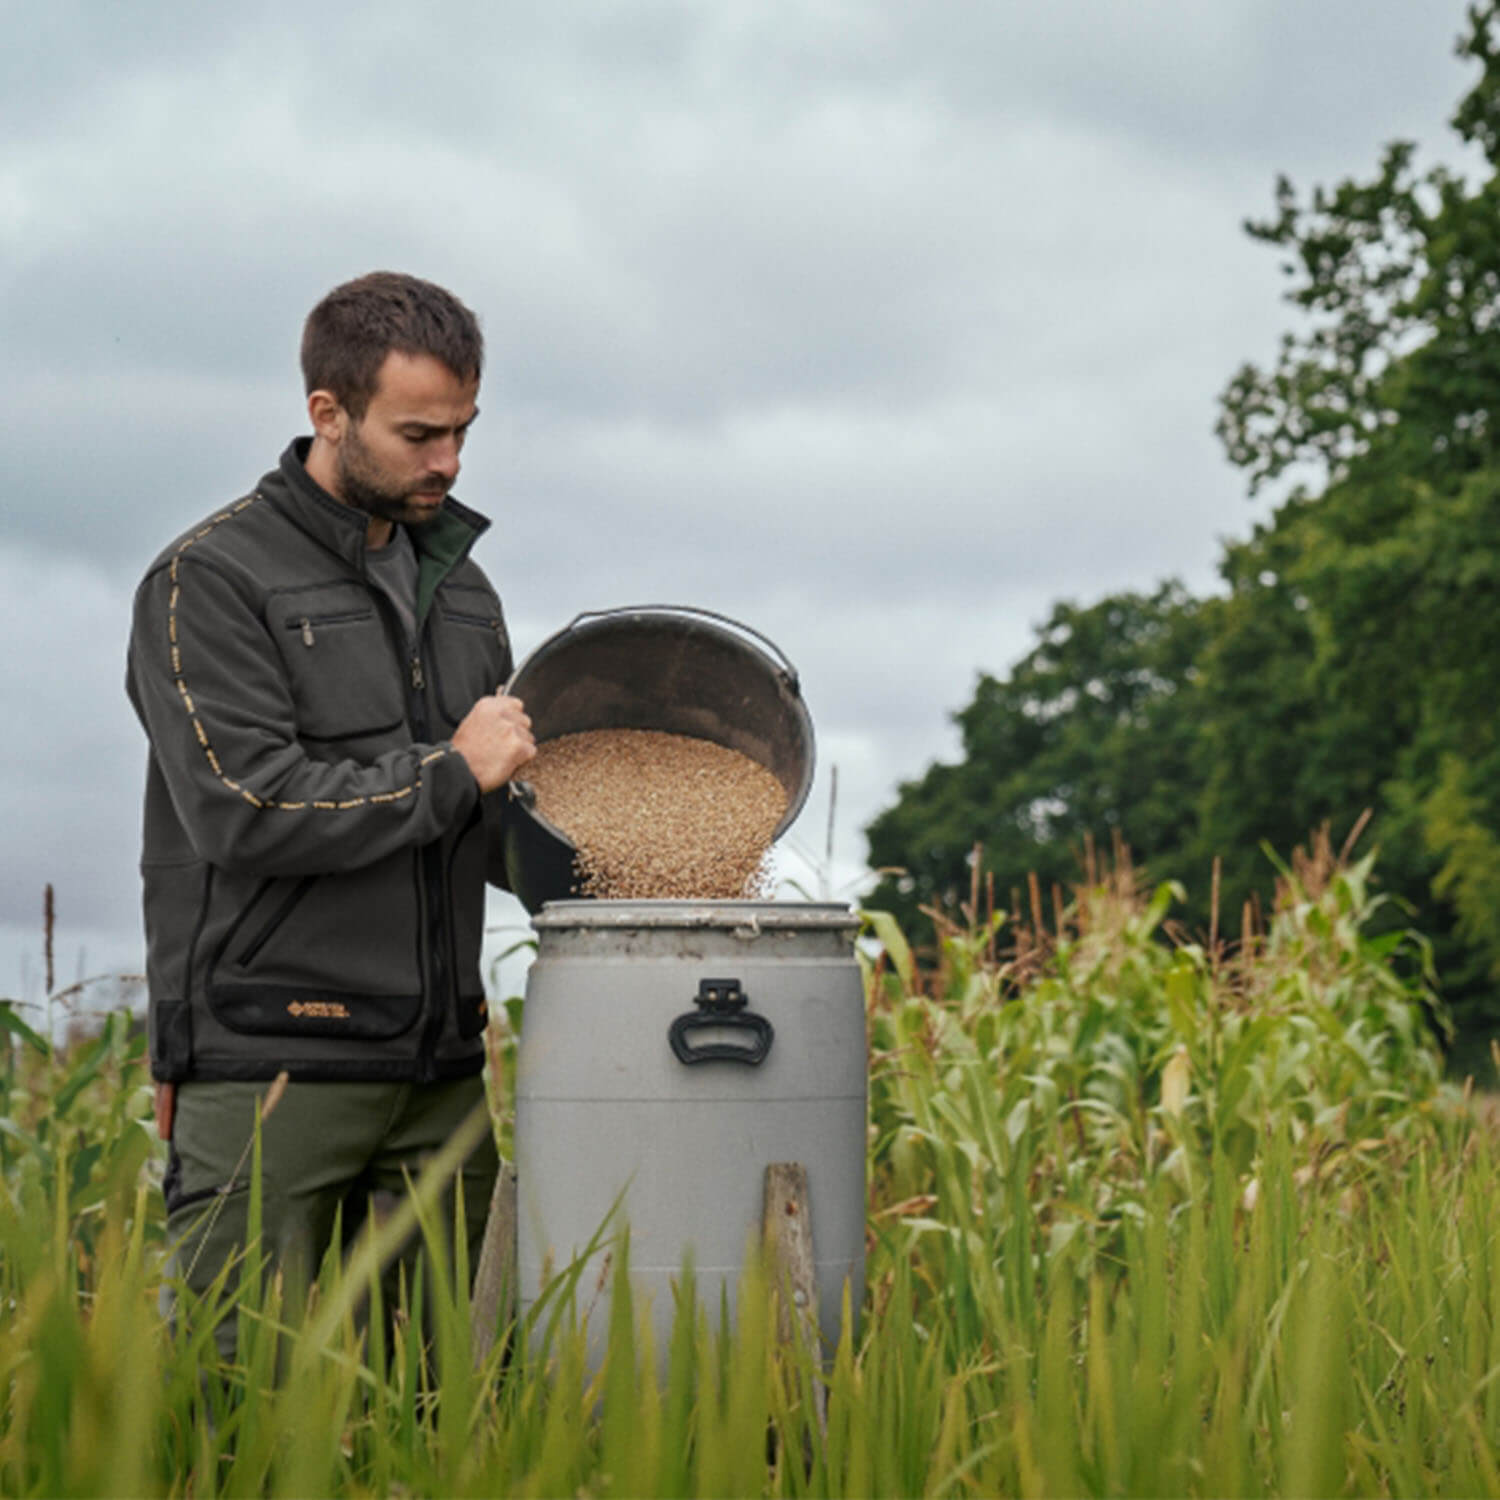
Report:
452,692,537,793
155,1081,175,1141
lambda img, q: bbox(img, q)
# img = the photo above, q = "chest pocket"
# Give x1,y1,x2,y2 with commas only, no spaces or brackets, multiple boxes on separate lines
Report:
428,585,511,731
266,582,407,743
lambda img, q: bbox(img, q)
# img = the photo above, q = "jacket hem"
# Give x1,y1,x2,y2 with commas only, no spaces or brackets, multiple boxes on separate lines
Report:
163,1052,486,1084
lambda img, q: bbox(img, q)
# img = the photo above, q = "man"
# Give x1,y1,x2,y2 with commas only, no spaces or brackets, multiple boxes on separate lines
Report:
126,272,535,1349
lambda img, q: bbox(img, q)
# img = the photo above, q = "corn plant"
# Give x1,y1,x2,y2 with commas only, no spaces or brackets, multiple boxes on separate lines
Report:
0,844,1490,1496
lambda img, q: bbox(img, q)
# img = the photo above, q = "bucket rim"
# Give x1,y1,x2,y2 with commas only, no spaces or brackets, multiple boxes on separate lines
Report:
505,604,804,698
504,603,817,845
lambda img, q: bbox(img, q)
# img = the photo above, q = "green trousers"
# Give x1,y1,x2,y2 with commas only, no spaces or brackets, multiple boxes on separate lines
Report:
162,1075,499,1361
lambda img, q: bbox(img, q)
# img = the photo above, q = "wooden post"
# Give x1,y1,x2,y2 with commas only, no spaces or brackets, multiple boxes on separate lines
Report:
471,1161,517,1366
763,1162,827,1434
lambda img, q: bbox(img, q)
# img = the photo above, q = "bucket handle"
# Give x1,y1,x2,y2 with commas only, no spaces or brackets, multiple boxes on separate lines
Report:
551,605,802,695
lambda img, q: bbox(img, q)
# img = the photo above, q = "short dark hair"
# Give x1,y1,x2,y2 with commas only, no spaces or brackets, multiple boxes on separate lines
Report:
301,272,484,419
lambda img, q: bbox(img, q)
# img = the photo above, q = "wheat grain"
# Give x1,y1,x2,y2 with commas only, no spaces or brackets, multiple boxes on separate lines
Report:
523,728,787,899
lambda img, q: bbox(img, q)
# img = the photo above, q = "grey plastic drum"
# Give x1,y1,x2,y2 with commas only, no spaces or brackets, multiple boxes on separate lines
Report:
513,900,866,1367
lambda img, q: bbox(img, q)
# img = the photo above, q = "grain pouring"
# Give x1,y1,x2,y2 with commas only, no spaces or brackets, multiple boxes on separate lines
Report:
521,727,789,899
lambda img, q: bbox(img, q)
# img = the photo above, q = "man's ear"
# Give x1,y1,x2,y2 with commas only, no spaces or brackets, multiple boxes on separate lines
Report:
307,388,347,444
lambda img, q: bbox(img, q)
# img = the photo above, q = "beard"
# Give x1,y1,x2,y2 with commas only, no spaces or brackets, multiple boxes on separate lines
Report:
336,425,448,526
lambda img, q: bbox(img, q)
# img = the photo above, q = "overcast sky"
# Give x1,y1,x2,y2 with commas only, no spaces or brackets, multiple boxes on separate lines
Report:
0,0,1481,1011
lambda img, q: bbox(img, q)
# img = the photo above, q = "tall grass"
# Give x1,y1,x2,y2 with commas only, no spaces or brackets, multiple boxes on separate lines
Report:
0,841,1493,1496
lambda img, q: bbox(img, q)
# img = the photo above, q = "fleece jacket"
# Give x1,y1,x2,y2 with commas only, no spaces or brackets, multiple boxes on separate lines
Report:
126,440,514,1083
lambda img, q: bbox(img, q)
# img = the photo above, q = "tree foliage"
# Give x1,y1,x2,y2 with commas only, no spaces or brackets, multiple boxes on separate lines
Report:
866,1,1500,1038
865,584,1205,932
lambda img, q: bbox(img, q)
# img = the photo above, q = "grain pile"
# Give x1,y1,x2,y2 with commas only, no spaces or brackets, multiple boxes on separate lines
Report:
522,728,788,899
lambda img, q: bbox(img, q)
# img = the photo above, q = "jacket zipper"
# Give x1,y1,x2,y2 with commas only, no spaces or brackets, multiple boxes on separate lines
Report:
369,589,449,1084
408,621,451,1084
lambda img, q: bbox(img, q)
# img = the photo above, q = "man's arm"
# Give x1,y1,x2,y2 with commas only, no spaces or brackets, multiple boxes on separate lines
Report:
129,554,529,876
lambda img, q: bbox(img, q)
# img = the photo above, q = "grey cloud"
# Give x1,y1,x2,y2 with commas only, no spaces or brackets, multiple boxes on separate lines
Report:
0,3,255,145
6,2,1477,189
0,550,142,932
718,1,1476,171
1,367,294,567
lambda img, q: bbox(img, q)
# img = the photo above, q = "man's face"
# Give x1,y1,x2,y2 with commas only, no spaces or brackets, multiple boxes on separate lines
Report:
333,352,480,527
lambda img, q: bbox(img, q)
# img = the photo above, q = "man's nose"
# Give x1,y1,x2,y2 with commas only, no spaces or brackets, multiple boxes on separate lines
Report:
429,437,462,480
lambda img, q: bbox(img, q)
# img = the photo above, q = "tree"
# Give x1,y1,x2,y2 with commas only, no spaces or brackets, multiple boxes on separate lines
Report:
867,3,1500,1040
864,584,1206,934
1210,0,1500,1020
1217,5,1500,499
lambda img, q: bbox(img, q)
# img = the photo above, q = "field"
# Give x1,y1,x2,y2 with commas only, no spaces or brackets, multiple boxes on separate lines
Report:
1,840,1496,1497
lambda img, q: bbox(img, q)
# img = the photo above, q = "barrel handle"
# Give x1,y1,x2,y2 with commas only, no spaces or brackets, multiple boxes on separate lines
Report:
669,977,774,1066
545,605,802,695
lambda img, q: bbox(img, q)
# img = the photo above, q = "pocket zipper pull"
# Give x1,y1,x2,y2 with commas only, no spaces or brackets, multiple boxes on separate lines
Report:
411,654,425,690
301,617,314,647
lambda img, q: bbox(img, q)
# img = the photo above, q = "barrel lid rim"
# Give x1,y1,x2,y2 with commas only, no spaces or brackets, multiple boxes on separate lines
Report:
531,899,861,931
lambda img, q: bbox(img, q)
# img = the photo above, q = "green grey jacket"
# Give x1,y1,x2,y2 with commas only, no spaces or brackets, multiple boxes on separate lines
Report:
127,440,513,1083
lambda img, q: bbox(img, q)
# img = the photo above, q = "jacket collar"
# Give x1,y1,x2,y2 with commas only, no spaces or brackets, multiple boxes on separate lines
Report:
262,438,491,578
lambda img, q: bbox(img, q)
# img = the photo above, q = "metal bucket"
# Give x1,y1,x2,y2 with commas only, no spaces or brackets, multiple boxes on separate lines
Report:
500,607,815,913
513,899,866,1366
